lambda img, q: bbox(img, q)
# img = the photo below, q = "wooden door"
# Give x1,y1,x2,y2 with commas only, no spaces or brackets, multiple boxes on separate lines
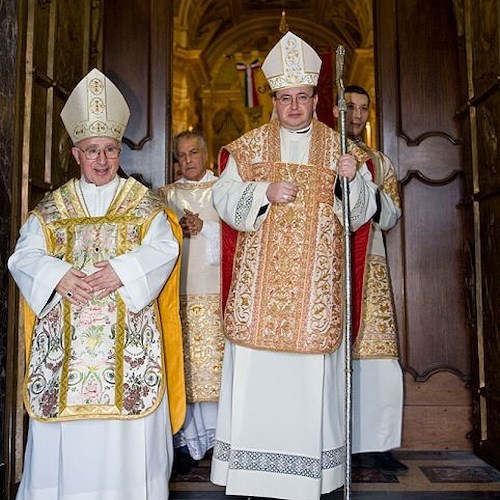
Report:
459,0,500,468
374,0,470,449
102,0,174,189
5,0,101,495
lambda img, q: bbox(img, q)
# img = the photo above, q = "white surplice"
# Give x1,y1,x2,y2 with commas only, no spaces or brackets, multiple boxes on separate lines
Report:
9,176,179,500
175,402,218,460
210,125,379,500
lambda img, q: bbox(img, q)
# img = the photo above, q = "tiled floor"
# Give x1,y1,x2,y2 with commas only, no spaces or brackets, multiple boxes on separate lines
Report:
169,451,500,499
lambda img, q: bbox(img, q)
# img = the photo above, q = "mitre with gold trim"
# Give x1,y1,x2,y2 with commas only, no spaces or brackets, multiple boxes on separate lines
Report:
262,31,322,91
61,68,130,144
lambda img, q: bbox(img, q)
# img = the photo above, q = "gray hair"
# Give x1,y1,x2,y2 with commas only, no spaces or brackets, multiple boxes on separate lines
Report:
173,130,207,156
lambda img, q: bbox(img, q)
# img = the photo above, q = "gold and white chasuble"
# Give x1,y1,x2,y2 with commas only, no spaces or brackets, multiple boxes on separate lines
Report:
350,143,402,360
158,178,224,403
222,118,368,354
24,178,173,422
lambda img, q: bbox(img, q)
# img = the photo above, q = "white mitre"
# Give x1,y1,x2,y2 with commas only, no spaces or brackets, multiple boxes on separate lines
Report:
60,68,130,144
262,31,322,91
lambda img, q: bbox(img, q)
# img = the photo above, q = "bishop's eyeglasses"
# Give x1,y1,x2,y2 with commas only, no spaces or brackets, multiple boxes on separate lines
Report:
275,93,315,106
75,145,121,160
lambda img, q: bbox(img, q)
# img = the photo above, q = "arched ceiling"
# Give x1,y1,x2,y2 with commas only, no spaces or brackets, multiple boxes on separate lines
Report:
174,0,374,86
171,0,376,145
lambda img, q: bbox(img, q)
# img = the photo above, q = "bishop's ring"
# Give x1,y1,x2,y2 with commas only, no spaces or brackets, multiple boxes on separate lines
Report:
66,291,73,298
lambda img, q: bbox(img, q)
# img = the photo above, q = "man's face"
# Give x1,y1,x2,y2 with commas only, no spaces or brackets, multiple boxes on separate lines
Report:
344,92,370,139
274,85,318,131
176,137,208,181
71,136,121,186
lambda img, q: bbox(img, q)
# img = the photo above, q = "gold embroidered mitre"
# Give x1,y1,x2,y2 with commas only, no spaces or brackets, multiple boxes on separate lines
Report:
61,68,130,144
262,31,322,91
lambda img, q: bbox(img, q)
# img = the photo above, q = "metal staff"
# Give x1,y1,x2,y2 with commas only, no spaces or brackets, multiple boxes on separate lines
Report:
336,44,353,500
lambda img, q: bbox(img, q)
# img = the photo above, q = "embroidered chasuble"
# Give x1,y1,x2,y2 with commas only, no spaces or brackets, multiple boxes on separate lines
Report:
221,118,368,354
23,177,186,429
351,143,401,360
158,179,224,403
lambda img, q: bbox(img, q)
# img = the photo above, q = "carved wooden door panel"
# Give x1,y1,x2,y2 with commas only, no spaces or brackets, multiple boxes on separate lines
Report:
102,0,174,190
5,0,101,495
460,0,500,469
374,0,470,449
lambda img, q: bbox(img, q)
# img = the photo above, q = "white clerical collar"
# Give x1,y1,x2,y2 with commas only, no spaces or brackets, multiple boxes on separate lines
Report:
79,175,121,193
282,124,312,137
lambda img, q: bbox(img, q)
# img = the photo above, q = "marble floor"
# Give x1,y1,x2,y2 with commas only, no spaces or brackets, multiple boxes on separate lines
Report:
169,451,500,499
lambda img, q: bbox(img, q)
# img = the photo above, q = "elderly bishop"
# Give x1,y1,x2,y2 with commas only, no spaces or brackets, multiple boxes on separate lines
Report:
9,68,185,500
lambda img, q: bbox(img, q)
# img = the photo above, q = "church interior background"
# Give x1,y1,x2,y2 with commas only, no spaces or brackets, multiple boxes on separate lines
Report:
1,0,500,498
171,0,376,172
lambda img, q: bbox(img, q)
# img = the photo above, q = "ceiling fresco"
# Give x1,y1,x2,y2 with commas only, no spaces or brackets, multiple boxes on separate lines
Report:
174,0,373,63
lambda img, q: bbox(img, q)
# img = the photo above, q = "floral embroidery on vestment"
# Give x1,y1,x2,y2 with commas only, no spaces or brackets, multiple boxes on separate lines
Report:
180,294,224,402
352,251,399,359
222,119,369,354
25,178,167,422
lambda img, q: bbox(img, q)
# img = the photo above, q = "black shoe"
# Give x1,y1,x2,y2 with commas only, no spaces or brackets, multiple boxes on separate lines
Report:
351,453,364,469
352,451,408,474
352,452,377,469
377,451,408,474
173,447,199,474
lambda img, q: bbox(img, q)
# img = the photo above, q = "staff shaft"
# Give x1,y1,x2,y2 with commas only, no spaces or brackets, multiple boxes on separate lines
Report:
335,44,353,500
